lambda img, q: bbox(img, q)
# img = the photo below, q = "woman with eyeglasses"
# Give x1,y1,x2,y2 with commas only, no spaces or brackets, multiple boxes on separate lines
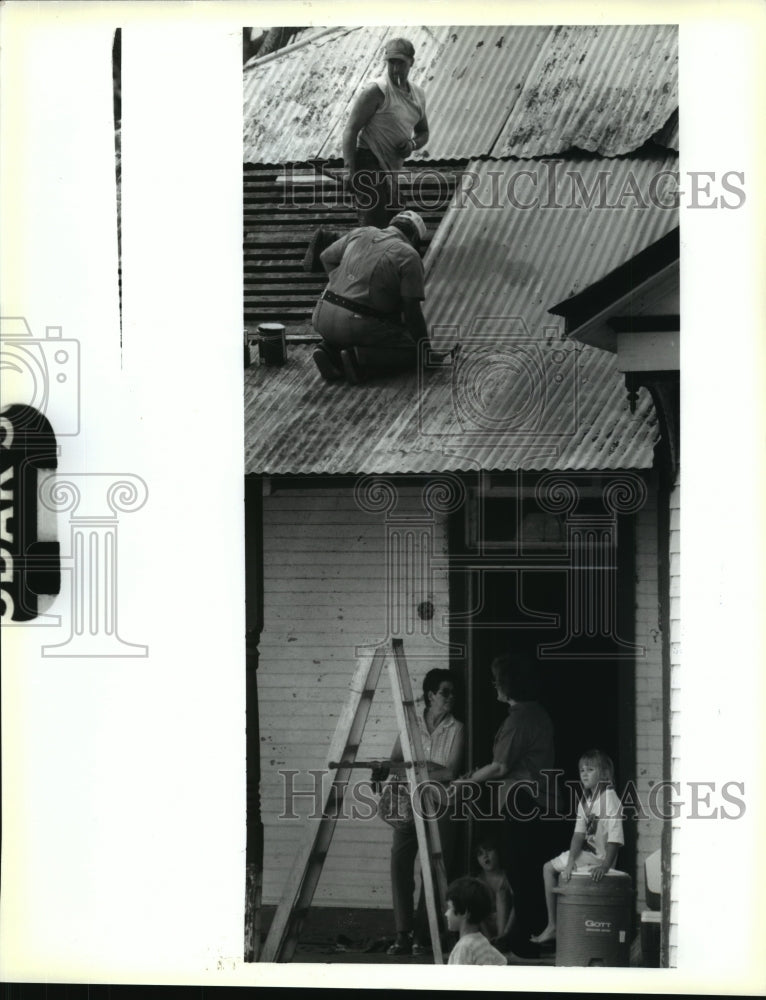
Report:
372,668,465,956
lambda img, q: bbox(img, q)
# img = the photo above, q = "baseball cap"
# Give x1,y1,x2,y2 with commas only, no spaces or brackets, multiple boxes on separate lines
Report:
391,210,427,242
385,37,415,61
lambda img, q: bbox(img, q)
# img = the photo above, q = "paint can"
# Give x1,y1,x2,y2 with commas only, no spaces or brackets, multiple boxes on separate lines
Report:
554,872,633,966
258,323,287,366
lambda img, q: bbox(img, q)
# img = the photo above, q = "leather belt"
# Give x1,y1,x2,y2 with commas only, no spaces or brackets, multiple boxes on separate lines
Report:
321,289,396,321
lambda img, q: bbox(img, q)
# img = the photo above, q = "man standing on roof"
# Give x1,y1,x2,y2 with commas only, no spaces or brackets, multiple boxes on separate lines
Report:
344,36,430,228
311,210,440,384
303,37,429,272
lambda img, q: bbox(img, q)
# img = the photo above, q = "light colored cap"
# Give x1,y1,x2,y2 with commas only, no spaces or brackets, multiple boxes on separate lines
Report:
385,37,415,60
391,210,427,242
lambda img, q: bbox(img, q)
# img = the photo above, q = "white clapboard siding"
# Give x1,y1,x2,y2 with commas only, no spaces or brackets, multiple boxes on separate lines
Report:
258,486,450,908
634,488,663,913
668,473,680,967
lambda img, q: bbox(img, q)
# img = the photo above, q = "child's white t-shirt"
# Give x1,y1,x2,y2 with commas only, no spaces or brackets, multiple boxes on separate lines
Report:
448,932,507,966
574,787,624,860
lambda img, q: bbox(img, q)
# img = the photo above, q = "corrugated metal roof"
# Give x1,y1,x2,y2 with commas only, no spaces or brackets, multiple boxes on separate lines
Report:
244,343,657,476
243,24,678,164
243,153,678,476
409,25,552,160
425,154,679,339
243,27,373,164
490,24,678,158
243,27,450,164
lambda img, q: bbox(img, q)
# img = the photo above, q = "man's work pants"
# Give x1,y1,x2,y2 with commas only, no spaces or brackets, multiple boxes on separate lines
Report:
312,298,418,375
351,148,403,229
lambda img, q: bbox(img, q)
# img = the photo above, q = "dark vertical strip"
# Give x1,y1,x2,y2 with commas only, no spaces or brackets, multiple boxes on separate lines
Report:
447,479,470,871
657,466,673,968
650,380,679,968
244,474,264,961
112,29,122,342
617,505,637,894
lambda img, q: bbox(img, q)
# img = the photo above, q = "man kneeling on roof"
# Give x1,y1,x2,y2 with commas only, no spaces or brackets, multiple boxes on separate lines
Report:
312,210,444,384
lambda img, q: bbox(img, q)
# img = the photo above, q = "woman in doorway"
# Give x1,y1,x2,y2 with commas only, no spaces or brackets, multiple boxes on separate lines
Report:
449,651,556,957
373,668,465,956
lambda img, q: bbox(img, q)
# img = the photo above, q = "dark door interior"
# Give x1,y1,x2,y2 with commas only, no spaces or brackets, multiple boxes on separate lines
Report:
461,522,637,886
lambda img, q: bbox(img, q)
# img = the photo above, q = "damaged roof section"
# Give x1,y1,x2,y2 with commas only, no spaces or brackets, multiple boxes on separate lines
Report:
244,160,466,331
491,23,678,158
243,24,678,163
243,153,681,477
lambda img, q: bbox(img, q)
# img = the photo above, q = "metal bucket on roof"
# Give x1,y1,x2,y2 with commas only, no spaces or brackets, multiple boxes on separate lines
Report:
258,322,287,366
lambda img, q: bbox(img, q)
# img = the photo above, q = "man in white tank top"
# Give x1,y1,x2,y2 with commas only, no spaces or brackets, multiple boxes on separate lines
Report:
342,37,430,227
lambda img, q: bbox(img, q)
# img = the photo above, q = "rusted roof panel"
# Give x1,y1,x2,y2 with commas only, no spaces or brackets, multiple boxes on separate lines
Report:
243,27,377,164
492,23,678,158
244,24,678,164
244,343,657,476
424,154,679,340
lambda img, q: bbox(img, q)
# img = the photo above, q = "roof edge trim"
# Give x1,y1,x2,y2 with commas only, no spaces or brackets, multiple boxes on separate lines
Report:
244,27,348,71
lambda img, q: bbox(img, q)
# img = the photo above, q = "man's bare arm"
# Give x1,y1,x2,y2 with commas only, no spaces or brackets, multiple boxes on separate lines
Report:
401,297,429,346
342,85,384,177
412,112,430,151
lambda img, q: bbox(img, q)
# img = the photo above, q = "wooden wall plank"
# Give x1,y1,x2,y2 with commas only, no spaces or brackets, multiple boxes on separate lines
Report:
258,485,450,908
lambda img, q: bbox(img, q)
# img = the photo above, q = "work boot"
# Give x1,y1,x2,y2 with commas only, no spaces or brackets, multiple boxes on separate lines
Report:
340,348,365,385
313,346,343,381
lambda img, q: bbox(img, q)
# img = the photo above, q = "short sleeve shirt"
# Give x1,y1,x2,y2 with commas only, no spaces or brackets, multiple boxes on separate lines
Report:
417,712,463,772
574,787,624,859
448,932,507,966
323,226,425,313
492,701,555,805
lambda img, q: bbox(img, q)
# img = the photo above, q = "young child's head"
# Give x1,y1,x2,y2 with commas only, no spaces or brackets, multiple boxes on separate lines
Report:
445,877,494,931
578,748,615,793
475,831,504,874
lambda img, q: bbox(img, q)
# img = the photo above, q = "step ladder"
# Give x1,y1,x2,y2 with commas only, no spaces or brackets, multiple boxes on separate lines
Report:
260,639,449,963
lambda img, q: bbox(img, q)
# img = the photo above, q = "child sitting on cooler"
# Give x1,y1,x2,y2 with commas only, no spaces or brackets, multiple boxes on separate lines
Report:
474,830,515,948
531,748,624,945
445,877,508,965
